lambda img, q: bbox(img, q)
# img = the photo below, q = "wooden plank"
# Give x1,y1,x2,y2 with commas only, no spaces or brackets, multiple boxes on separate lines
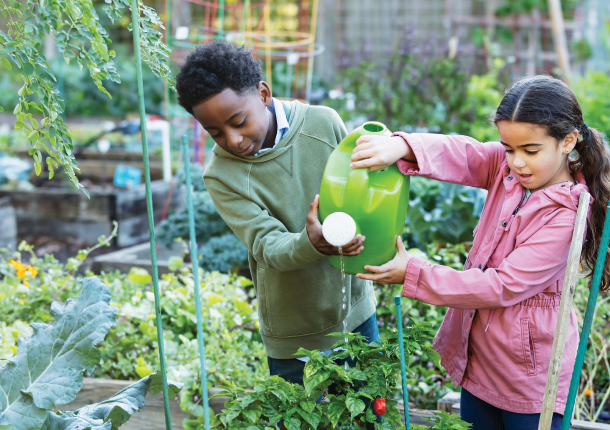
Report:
547,0,572,77
437,391,461,412
539,192,591,429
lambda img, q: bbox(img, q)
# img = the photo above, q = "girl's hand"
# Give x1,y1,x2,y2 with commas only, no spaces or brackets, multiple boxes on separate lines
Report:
356,237,410,284
350,135,410,172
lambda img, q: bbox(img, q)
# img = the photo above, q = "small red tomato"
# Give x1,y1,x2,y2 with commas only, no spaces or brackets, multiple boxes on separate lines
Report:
280,422,287,430
373,397,386,415
356,418,361,426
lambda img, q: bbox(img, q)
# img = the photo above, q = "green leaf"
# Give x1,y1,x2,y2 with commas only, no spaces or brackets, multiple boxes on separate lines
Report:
0,59,11,71
13,104,21,115
41,371,182,430
27,130,39,141
168,256,183,271
303,371,330,396
127,268,152,286
0,278,119,430
346,395,366,418
35,162,41,176
23,63,33,75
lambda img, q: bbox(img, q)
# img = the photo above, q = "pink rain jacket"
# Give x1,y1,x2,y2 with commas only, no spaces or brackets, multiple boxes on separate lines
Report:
395,132,591,415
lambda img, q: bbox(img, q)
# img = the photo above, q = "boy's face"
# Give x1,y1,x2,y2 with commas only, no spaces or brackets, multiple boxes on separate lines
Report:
192,82,273,157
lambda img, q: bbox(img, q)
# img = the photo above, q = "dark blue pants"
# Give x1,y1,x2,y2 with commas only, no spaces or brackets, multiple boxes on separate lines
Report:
267,312,381,384
460,388,563,430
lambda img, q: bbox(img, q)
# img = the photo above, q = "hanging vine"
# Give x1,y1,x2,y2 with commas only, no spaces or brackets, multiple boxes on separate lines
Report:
0,0,173,196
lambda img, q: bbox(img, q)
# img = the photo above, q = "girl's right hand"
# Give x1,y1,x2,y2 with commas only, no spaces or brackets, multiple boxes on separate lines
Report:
350,135,410,172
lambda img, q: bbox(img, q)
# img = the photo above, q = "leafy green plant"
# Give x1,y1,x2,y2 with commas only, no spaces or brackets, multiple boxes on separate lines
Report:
0,0,172,194
0,276,183,430
405,177,486,249
209,325,442,430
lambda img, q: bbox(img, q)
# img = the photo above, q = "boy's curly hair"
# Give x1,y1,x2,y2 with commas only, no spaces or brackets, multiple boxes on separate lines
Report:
176,41,263,115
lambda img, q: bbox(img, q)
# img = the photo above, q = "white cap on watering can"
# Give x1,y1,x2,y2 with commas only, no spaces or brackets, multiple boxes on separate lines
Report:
322,212,357,248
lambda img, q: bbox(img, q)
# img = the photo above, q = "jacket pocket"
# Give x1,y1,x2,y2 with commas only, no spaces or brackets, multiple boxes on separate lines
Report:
257,267,271,336
520,319,537,376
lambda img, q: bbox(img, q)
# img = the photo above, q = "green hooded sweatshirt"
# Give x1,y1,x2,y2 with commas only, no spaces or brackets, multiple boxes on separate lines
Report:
203,100,376,359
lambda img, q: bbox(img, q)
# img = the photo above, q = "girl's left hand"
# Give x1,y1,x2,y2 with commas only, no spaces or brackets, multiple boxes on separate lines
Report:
356,236,411,284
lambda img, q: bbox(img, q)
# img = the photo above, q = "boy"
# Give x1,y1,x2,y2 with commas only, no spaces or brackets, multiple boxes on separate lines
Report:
175,41,378,385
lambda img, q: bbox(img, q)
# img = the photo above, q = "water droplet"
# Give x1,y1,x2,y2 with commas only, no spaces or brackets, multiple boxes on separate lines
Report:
342,303,346,310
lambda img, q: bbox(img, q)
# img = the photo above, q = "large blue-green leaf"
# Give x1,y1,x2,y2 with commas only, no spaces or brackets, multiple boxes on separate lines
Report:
41,372,183,430
0,277,118,430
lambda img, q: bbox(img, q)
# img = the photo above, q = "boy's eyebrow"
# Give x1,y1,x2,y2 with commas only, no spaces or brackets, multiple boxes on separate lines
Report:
500,141,543,148
226,110,245,123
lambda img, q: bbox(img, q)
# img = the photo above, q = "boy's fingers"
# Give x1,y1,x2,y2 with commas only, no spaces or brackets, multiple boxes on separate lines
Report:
342,235,365,250
342,246,364,256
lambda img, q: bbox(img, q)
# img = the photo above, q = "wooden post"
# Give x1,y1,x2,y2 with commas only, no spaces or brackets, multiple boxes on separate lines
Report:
538,192,590,429
547,0,572,77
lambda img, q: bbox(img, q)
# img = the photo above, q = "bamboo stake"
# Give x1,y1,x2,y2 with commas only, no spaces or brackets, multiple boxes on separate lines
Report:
539,192,590,429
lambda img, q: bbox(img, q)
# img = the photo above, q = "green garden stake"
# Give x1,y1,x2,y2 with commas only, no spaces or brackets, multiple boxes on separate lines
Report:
131,1,173,428
562,205,610,430
395,295,410,429
182,134,211,430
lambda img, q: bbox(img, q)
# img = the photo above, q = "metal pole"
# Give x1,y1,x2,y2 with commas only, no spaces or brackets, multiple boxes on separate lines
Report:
130,2,173,428
395,295,410,429
182,135,211,430
562,205,610,429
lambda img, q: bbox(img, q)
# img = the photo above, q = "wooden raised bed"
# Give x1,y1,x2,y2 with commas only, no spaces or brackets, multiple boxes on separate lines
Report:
90,241,185,275
0,180,182,248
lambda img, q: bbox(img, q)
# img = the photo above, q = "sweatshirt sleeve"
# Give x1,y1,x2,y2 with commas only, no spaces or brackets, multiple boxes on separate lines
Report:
204,175,326,272
402,217,575,309
393,132,506,191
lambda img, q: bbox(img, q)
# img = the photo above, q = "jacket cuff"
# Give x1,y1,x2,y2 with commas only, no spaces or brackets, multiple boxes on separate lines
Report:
393,132,427,176
294,226,326,263
402,255,427,299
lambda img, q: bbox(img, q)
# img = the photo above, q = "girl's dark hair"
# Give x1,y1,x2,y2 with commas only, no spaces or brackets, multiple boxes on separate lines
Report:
494,75,610,292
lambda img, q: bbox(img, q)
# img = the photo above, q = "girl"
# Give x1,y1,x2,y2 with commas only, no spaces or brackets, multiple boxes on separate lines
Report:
351,75,610,429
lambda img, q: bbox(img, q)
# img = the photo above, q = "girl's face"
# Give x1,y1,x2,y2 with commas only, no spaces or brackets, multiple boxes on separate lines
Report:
496,121,578,192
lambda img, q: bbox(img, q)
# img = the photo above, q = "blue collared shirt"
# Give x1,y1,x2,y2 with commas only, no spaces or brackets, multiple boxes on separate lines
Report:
255,98,290,156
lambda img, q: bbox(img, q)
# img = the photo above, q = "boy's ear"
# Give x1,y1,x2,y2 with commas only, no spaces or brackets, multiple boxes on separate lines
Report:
258,81,273,107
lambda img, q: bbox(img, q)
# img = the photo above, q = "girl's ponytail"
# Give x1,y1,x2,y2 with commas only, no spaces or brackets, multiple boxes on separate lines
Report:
570,125,610,292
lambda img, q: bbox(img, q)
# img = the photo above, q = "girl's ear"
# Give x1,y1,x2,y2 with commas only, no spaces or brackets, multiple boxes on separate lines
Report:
563,129,579,153
258,81,273,107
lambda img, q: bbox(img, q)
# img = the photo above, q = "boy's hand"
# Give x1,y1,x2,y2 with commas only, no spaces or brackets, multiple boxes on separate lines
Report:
356,237,410,284
307,195,365,256
350,135,411,172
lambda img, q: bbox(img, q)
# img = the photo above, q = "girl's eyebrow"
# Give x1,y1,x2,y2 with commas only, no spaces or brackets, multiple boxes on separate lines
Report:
501,141,543,148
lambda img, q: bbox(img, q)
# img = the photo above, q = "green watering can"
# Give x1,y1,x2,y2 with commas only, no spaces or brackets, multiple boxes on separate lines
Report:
319,121,410,275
